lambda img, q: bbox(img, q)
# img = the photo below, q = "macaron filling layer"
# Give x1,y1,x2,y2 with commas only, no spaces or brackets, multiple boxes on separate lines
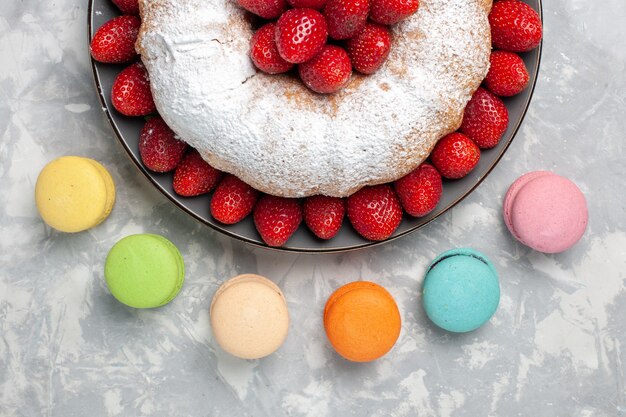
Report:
503,171,550,241
426,248,497,278
149,234,186,306
87,158,116,224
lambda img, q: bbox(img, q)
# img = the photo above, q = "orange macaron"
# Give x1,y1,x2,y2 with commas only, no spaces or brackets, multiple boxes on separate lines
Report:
324,281,401,362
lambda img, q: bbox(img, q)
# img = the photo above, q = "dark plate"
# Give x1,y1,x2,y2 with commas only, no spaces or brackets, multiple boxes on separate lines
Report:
88,0,542,253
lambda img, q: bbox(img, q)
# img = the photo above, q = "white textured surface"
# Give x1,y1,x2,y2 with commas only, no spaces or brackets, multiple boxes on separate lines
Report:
2,1,626,416
137,0,491,197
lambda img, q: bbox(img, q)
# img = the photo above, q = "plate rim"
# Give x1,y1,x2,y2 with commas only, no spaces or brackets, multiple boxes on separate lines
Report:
87,0,543,254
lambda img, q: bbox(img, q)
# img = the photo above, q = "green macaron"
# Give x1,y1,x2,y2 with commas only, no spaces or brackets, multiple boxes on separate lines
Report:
105,234,185,308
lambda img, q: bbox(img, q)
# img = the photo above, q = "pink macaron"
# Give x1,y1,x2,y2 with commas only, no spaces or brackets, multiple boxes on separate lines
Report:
503,171,588,253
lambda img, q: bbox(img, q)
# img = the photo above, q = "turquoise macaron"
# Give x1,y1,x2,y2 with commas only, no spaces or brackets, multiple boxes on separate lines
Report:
105,234,185,308
422,248,500,333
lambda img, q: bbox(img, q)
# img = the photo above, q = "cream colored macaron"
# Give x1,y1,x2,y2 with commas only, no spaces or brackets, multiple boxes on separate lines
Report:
210,274,289,360
35,156,115,232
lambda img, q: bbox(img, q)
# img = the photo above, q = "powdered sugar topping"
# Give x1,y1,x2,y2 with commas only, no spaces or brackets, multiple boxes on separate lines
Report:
137,0,491,197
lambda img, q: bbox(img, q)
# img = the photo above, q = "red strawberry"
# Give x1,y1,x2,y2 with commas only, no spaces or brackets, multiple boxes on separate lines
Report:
250,23,294,74
345,22,391,74
172,149,222,197
111,62,156,116
430,132,480,179
484,50,529,97
370,0,419,25
288,0,328,10
276,9,328,64
237,0,287,19
253,195,303,247
139,117,187,173
347,185,402,241
323,0,369,40
90,15,140,64
112,0,139,15
460,87,509,149
489,0,542,52
298,45,352,94
394,163,442,217
210,175,259,224
303,195,345,239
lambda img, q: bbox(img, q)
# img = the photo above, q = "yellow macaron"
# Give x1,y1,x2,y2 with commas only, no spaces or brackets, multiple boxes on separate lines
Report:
35,156,116,232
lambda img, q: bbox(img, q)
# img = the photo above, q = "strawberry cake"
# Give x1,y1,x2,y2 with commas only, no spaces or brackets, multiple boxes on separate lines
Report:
135,0,493,197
